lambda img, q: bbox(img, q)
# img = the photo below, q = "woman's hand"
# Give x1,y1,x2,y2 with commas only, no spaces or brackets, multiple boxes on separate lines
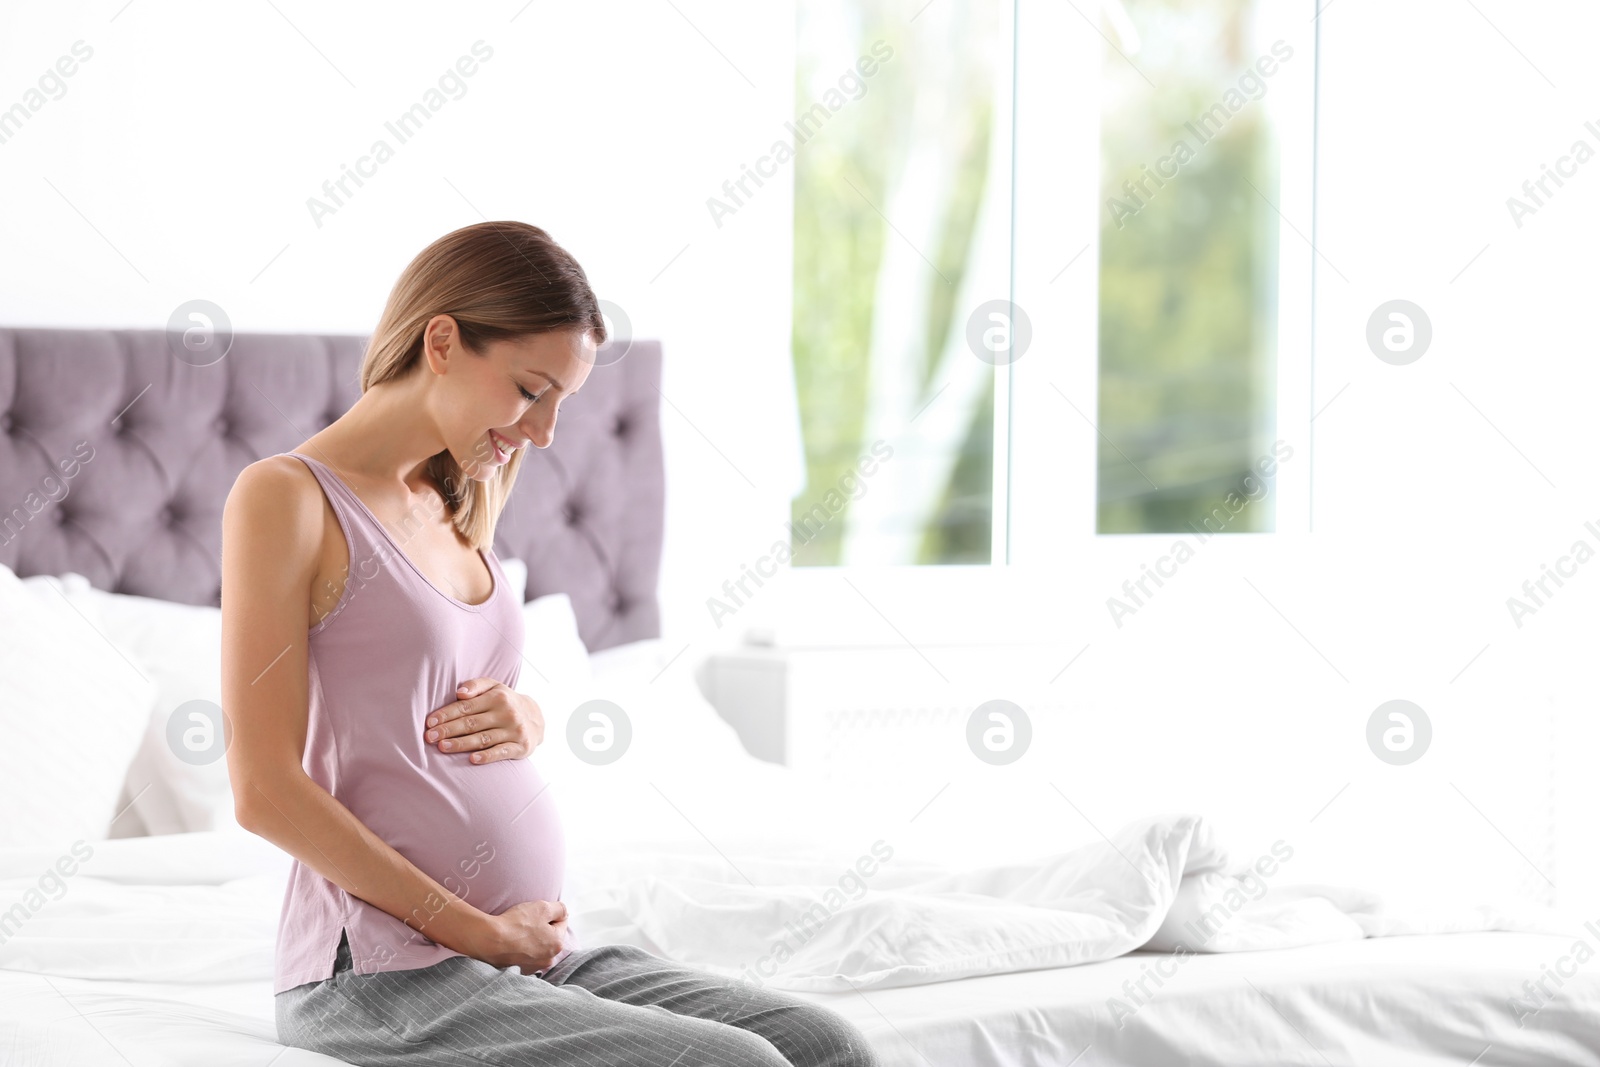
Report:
424,679,545,764
467,899,569,975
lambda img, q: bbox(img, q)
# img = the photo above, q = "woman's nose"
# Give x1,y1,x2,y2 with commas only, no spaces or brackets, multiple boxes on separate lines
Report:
519,410,554,450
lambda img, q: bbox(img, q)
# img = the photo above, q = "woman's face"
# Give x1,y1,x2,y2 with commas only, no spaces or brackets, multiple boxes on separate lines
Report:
427,317,596,482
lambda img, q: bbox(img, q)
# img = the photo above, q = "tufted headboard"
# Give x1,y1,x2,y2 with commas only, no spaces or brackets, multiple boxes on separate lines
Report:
0,328,664,652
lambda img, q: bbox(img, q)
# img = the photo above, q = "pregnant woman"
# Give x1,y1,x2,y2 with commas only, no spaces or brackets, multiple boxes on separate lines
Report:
221,221,879,1067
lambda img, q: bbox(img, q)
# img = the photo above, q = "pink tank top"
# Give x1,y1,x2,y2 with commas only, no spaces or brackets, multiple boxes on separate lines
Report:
272,451,569,995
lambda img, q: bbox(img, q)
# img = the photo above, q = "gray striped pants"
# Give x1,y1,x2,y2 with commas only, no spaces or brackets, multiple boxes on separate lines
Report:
275,931,881,1067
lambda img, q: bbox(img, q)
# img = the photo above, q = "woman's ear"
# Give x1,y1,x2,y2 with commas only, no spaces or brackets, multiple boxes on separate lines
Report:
421,314,459,373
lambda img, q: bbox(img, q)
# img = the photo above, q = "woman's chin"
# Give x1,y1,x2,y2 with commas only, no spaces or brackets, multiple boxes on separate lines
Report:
454,448,504,481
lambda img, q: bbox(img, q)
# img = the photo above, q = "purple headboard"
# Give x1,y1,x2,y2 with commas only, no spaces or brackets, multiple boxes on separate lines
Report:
0,328,664,652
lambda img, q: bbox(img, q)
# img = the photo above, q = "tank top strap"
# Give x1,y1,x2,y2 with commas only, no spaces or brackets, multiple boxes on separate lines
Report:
283,451,390,556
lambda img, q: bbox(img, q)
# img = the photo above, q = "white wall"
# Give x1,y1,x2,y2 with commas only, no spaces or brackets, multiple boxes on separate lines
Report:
0,0,803,655
998,0,1600,911
1307,0,1600,910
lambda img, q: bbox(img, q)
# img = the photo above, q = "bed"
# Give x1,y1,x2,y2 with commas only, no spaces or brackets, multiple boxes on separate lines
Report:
1,327,1597,1067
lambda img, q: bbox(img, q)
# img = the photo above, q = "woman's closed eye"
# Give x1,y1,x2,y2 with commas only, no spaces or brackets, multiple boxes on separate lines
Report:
518,384,543,404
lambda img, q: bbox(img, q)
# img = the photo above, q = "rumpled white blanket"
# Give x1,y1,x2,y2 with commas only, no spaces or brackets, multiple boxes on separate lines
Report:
609,814,1569,990
0,815,1568,990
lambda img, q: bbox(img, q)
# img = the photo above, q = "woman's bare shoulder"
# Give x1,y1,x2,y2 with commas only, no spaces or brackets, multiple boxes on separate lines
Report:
224,455,328,567
227,454,319,513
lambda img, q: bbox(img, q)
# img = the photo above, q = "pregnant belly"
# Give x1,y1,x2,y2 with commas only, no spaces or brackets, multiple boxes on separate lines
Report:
347,755,566,924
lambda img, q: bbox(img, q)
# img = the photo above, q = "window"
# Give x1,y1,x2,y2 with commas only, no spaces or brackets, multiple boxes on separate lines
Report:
1095,0,1289,534
789,0,1010,566
789,0,1313,571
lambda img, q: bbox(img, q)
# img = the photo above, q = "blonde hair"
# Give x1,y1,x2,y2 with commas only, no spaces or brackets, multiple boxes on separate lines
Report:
359,221,605,550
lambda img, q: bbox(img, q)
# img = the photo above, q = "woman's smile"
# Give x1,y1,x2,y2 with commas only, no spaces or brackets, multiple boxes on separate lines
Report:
488,429,520,464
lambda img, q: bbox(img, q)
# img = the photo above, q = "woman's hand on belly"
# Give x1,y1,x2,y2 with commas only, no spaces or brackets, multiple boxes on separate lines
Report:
425,678,545,764
464,898,569,975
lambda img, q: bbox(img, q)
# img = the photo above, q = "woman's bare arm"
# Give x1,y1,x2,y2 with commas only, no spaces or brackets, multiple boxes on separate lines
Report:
221,456,501,963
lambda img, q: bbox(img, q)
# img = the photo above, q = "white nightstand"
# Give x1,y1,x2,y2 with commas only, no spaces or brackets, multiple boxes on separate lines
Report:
701,643,1068,779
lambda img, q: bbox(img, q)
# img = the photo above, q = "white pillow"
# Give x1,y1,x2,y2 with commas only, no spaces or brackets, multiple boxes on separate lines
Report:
84,587,234,837
89,577,596,836
495,557,590,697
518,591,591,693
498,556,528,601
0,568,155,847
587,636,678,680
526,636,751,773
517,638,770,861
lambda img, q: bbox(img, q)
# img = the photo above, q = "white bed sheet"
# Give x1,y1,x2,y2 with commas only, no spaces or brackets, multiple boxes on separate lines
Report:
4,932,1596,1067
812,932,1600,1067
2,734,1594,1064
9,587,1589,1062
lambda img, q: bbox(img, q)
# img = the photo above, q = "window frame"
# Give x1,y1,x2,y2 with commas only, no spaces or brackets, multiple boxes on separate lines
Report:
1010,0,1319,568
770,0,1319,646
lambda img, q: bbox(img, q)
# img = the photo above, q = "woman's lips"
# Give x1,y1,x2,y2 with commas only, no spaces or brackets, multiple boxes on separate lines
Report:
488,429,513,463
